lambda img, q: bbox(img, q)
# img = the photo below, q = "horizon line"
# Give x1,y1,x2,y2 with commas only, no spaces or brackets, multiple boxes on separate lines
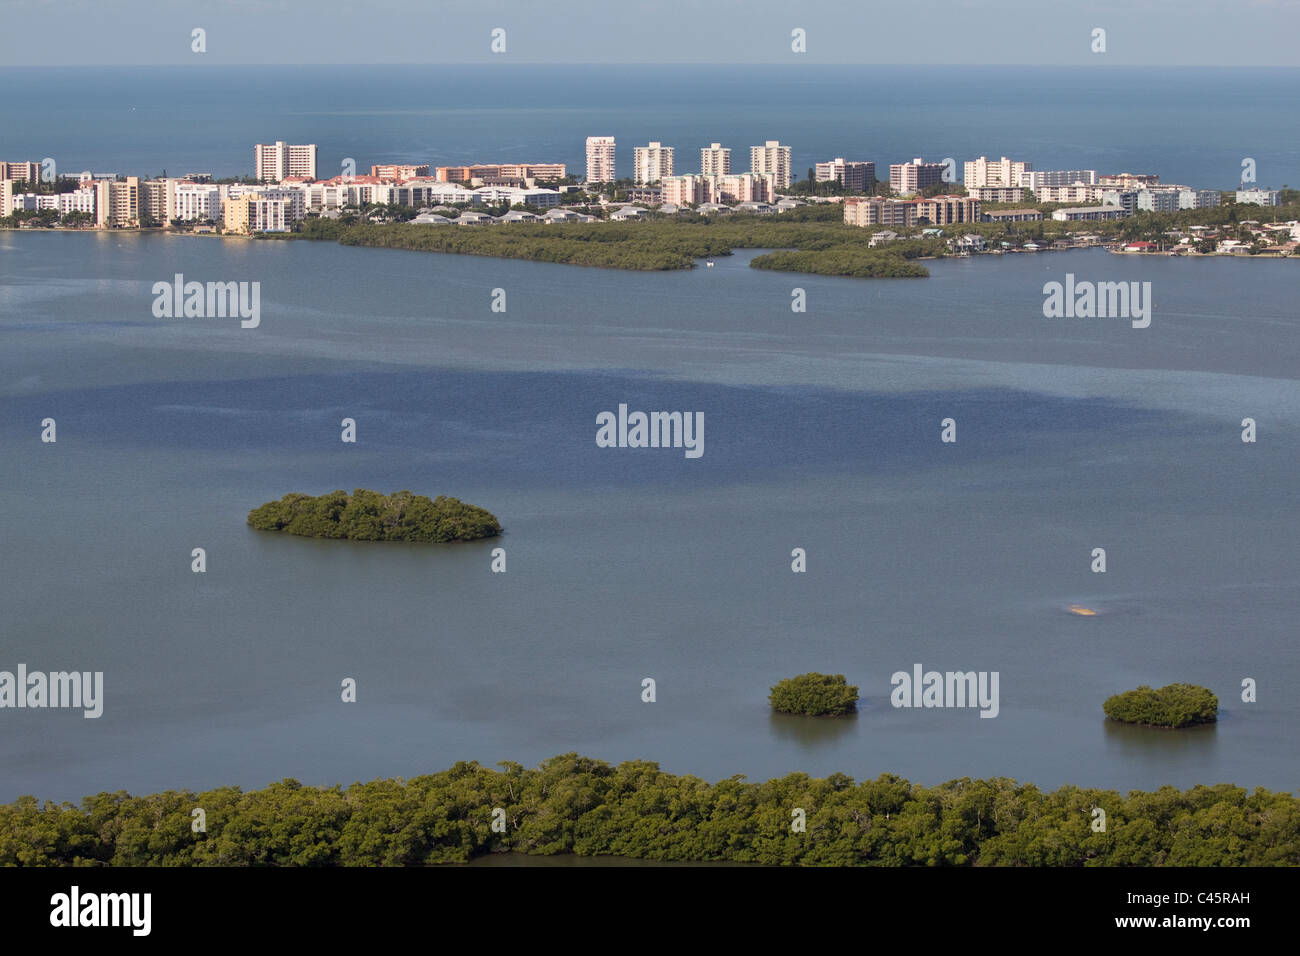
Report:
2,61,1298,70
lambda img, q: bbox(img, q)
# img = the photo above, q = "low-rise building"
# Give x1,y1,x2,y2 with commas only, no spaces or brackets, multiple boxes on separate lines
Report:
913,194,981,225
1051,205,1128,221
370,164,431,181
981,208,1043,222
471,185,562,208
1100,172,1159,189
967,185,1024,203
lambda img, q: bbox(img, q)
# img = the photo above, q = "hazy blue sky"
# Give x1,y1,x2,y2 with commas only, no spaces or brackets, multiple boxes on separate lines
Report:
1,0,1298,66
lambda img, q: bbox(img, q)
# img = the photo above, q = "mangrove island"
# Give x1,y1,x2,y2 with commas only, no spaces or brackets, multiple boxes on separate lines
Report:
1103,683,1219,729
769,672,860,716
247,489,501,543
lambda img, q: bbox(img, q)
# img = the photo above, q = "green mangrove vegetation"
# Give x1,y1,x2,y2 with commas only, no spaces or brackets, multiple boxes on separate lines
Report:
1103,684,1219,729
3,753,1297,866
247,489,501,543
294,207,940,277
769,673,860,716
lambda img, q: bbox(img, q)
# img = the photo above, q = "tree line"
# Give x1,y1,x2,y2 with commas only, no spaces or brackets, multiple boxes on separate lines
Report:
2,754,1296,866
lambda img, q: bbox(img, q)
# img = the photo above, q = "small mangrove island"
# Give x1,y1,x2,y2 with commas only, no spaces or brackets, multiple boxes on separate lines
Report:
247,489,501,543
769,672,860,716
1103,683,1219,729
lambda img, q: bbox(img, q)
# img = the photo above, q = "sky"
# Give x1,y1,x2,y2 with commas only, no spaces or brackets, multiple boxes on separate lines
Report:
1,0,1299,67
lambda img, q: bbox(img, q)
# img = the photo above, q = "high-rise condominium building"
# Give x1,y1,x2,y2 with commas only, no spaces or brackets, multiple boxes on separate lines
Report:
92,177,140,228
585,136,616,183
890,158,948,195
963,156,1031,189
700,143,731,177
0,161,41,184
633,142,674,185
749,141,791,189
254,142,318,182
814,158,875,192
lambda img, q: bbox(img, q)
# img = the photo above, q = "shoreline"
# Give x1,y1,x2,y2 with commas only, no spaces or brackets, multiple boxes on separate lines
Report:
4,224,1294,268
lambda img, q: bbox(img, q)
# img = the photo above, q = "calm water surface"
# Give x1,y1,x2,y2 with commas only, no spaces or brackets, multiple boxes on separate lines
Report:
0,232,1296,802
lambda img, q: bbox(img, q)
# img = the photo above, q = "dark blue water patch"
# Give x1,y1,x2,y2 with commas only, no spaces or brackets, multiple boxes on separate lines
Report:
0,366,1185,488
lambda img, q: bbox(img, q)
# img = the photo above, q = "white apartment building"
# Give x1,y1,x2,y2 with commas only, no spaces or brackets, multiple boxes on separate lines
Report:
254,141,318,182
1236,188,1280,206
391,181,475,208
700,143,732,177
963,156,1031,189
1020,169,1098,191
632,142,674,184
749,140,791,189
1101,189,1139,215
472,185,562,208
247,198,289,232
8,188,96,215
1051,205,1127,221
1178,188,1220,210
585,136,616,183
1136,187,1181,213
967,185,1024,203
173,183,222,221
1035,182,1105,204
227,183,306,222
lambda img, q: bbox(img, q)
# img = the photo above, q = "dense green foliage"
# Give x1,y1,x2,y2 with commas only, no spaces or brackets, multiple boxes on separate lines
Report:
751,247,930,278
1103,684,1219,729
2,754,1296,866
294,212,933,277
247,489,501,543
769,673,861,715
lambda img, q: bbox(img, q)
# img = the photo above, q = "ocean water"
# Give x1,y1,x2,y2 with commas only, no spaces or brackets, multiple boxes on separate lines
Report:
0,229,1297,802
0,65,1297,189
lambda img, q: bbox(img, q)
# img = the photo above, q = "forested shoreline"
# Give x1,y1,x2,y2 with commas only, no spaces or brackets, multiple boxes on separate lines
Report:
3,754,1296,866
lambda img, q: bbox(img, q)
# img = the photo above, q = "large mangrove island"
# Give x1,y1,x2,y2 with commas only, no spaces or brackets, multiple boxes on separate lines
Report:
3,753,1297,866
247,489,501,542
